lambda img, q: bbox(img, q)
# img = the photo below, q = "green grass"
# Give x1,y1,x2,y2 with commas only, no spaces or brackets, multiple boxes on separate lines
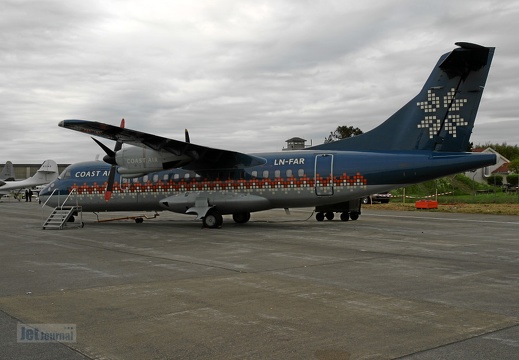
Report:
390,174,519,204
391,192,519,204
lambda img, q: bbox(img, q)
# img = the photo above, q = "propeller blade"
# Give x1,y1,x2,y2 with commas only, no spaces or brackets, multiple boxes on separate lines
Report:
91,137,115,160
104,164,117,201
96,118,126,201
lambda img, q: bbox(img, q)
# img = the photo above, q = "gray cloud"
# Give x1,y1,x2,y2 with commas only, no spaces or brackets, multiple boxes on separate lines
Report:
1,0,518,163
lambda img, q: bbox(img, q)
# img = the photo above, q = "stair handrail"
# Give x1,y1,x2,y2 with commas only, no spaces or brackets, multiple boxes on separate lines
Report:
41,188,59,228
41,188,79,210
41,188,59,209
59,188,78,210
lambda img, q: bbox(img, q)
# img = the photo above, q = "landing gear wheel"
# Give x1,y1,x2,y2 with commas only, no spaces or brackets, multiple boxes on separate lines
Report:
350,211,360,221
135,217,144,224
340,212,349,221
325,212,334,221
203,210,223,228
232,212,251,224
316,212,325,222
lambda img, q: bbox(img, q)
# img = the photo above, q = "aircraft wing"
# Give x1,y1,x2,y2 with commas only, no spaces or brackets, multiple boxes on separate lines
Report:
59,120,266,169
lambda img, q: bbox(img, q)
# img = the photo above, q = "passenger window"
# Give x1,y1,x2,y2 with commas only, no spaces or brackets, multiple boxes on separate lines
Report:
274,170,281,178
143,175,149,183
153,174,159,182
262,170,269,179
163,174,169,181
184,173,190,180
251,170,258,178
173,174,180,180
286,169,293,178
298,169,305,177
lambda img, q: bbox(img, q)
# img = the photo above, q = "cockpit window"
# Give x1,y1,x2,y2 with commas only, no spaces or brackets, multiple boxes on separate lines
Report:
58,167,72,180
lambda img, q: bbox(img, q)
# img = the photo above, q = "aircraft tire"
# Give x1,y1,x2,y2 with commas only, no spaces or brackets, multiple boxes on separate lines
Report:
203,210,223,228
232,212,251,224
316,212,325,222
340,212,349,221
350,212,360,221
325,212,334,221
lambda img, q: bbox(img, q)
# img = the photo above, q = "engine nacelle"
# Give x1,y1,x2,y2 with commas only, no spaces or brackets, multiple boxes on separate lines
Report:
115,146,191,176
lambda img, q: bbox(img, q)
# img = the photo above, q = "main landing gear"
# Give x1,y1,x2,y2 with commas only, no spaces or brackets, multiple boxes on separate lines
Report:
202,209,224,228
314,199,362,222
202,211,252,228
315,211,360,222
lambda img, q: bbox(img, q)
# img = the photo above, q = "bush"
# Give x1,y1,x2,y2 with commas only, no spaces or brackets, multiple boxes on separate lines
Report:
486,175,503,186
507,174,519,186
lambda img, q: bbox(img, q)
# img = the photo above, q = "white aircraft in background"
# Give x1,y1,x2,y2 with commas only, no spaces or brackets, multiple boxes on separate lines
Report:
0,160,59,198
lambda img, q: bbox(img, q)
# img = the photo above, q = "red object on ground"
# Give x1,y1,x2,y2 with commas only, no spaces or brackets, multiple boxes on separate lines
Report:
415,200,438,209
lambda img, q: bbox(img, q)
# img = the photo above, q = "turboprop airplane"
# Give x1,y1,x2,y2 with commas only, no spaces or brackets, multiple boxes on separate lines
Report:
40,42,496,228
0,161,16,181
0,160,59,195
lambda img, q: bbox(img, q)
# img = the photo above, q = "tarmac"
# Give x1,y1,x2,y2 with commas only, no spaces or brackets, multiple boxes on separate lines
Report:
0,199,518,359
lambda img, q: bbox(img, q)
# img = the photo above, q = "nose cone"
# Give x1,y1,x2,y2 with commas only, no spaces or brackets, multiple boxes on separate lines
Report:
39,182,54,197
38,182,55,206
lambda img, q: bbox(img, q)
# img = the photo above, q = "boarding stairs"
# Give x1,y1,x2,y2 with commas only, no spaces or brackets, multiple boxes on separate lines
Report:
42,206,82,230
41,189,83,230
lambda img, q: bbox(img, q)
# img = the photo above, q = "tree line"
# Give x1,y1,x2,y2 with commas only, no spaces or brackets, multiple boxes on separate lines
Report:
473,142,519,161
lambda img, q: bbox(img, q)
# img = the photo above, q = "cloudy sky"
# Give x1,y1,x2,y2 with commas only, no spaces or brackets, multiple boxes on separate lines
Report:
1,0,518,164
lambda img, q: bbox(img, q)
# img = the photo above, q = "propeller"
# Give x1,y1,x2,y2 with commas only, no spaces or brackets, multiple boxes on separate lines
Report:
92,118,125,201
93,121,186,201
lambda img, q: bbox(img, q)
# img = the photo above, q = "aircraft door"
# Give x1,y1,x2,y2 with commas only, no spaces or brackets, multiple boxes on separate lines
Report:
314,154,334,196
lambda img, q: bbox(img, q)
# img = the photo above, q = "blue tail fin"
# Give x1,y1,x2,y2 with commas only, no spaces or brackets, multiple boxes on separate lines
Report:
310,42,495,152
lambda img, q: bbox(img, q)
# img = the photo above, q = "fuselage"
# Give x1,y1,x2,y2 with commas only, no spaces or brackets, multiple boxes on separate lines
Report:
39,149,496,214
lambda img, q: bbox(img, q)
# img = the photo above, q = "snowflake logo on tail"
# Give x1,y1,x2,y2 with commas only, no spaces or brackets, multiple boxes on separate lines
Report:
417,88,468,138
